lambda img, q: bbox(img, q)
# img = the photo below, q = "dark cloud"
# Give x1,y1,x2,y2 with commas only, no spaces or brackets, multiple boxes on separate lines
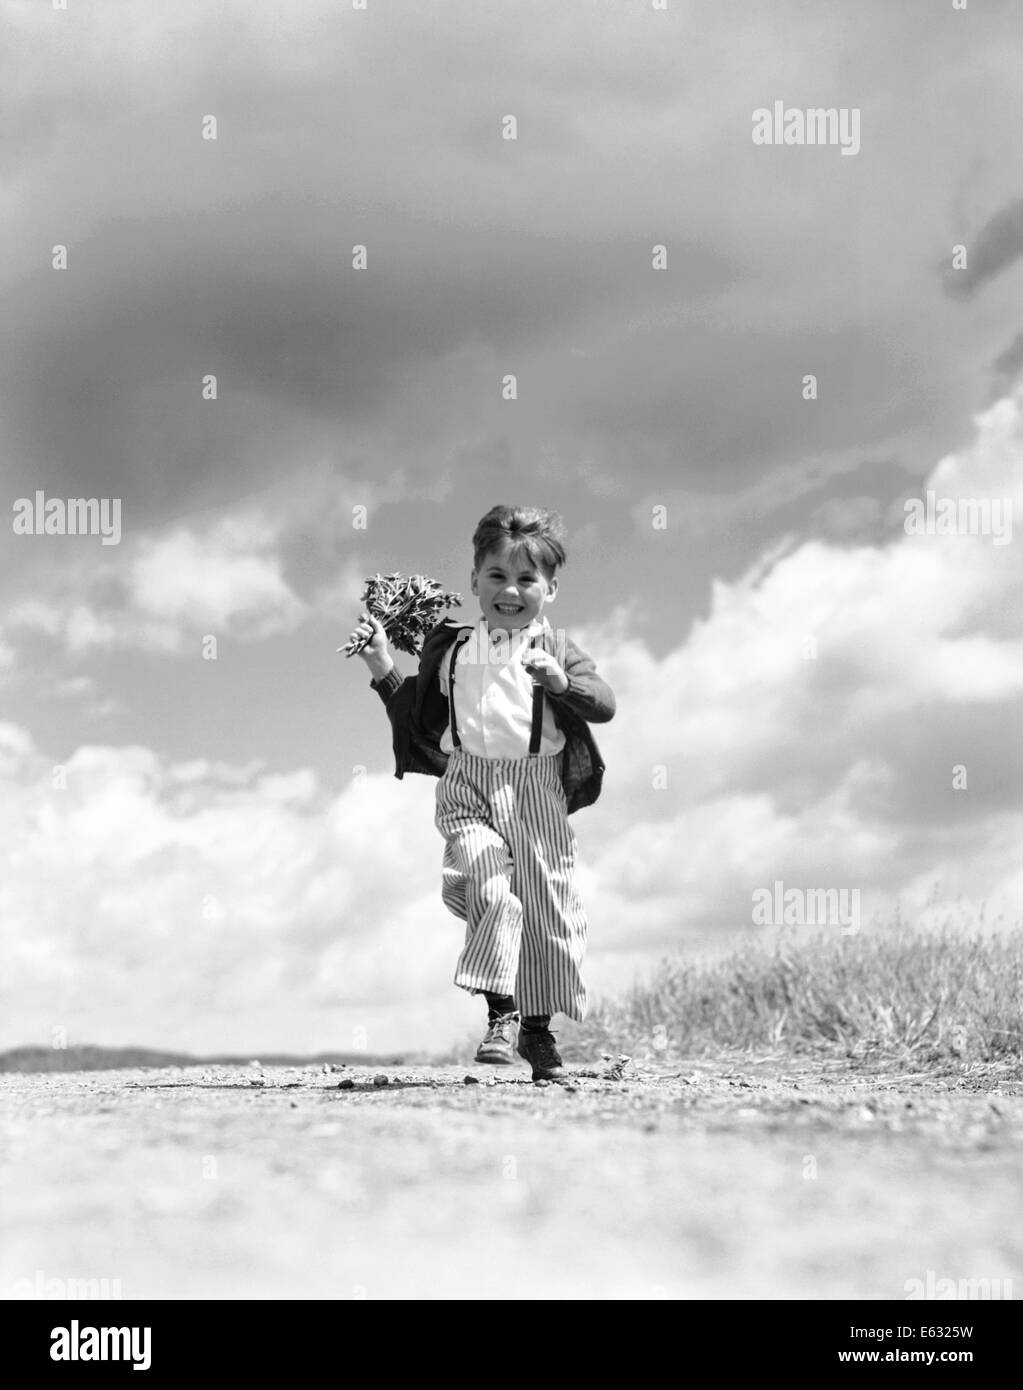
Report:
2,0,1020,637
1,201,732,519
944,196,1023,300
990,329,1023,400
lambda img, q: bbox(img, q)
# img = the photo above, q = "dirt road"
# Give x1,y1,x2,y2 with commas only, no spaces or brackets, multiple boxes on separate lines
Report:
2,1058,1020,1300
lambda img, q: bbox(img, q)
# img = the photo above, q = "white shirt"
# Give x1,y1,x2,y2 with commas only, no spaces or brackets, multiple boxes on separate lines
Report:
438,617,567,759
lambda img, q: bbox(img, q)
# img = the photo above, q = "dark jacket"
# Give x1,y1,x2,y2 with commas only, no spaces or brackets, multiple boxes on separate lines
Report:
368,619,616,812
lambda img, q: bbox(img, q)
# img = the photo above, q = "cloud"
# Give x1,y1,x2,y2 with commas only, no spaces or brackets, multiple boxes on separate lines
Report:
130,523,304,638
944,196,1023,299
629,454,909,548
6,508,311,655
1,454,416,662
576,388,1023,959
607,393,1023,778
0,726,463,1052
990,329,1023,400
4,0,1020,571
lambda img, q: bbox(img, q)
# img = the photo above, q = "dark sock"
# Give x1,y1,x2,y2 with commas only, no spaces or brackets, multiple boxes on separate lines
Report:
483,991,516,1023
520,1014,551,1034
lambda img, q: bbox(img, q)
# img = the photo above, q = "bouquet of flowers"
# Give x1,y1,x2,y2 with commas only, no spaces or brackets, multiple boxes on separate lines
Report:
337,572,464,658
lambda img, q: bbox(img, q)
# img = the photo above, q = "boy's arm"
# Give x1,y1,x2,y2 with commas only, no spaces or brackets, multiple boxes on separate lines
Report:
370,664,405,705
354,615,407,753
368,618,446,707
546,637,616,723
351,608,396,698
369,651,454,779
367,662,410,757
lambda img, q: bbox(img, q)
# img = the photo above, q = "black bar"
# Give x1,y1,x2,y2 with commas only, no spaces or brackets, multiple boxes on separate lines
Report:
2,1299,1015,1377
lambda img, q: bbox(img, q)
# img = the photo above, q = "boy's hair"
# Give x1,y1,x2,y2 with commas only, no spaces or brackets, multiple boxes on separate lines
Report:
472,505,567,578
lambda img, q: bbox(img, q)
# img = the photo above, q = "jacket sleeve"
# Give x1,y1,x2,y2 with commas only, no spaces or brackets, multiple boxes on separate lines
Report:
370,666,405,707
368,666,414,775
546,637,616,723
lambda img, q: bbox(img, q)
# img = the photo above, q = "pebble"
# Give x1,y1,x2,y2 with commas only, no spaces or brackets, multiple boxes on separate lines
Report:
373,1074,390,1087
337,1079,355,1090
463,1075,480,1085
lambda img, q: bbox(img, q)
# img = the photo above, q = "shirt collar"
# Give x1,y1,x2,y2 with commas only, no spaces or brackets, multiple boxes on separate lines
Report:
479,615,546,645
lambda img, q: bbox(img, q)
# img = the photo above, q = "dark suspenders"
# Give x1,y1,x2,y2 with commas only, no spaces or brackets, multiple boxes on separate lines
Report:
527,682,544,756
447,629,545,756
446,631,471,750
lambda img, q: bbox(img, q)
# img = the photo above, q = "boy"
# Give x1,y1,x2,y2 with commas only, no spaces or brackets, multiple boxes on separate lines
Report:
348,505,615,1081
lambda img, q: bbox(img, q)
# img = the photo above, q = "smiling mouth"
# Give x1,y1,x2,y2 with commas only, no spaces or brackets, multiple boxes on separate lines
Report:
494,603,524,614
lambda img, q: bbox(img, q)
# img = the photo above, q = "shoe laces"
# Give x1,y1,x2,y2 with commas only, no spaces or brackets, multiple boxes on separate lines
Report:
486,1011,520,1043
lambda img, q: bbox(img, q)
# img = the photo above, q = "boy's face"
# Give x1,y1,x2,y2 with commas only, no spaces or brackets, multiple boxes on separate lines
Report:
470,539,558,634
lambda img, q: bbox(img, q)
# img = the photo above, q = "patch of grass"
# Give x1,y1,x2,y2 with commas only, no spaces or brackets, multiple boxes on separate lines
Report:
569,925,1023,1065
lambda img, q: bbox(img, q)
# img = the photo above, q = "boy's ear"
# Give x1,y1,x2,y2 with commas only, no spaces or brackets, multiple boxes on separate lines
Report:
469,569,479,595
545,577,558,602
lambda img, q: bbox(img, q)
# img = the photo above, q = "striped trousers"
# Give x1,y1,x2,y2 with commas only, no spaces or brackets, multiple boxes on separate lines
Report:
434,748,588,1020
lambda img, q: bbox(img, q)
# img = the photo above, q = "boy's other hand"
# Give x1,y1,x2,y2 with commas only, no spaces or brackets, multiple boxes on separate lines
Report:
523,647,569,695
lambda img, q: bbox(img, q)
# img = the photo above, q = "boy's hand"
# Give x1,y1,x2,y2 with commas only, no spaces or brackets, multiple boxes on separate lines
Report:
523,647,569,694
348,612,394,680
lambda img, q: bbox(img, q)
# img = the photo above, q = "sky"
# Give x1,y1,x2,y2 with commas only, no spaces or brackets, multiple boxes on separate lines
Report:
1,0,1022,1054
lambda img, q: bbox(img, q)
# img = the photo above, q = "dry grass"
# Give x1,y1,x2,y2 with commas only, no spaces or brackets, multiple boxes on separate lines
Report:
569,924,1023,1065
